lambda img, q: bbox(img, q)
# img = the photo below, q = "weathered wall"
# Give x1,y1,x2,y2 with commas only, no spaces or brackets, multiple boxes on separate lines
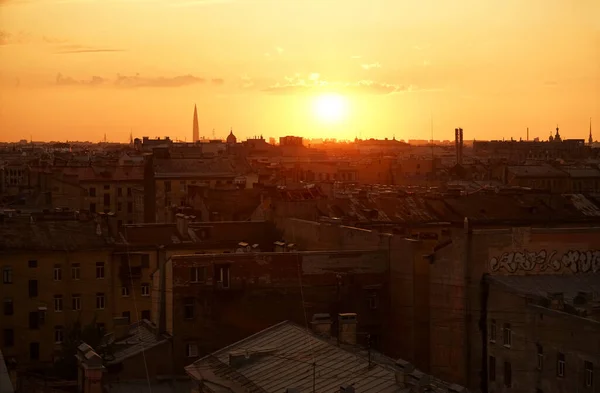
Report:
429,225,600,390
166,250,389,373
487,281,600,393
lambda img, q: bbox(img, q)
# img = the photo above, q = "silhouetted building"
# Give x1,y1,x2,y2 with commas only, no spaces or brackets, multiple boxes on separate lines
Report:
193,104,199,143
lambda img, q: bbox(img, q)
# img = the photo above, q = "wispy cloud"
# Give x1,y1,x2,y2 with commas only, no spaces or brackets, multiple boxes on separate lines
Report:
0,30,32,45
1,0,234,5
262,74,429,95
54,44,125,54
361,62,381,70
239,74,254,89
55,72,224,88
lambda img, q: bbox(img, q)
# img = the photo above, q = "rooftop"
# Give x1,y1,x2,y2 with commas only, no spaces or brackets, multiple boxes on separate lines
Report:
185,321,462,393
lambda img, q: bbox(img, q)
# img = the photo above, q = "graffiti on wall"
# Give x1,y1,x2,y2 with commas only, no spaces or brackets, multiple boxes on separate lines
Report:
489,249,600,273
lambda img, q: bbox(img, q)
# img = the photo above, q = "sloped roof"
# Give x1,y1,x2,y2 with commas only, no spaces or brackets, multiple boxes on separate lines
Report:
185,321,459,393
0,350,14,393
105,320,170,366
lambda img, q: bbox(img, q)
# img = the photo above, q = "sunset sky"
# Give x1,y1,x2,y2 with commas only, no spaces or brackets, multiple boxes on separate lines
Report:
1,0,599,142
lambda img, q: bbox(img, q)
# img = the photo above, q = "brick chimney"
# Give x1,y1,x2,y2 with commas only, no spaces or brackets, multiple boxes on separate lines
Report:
310,313,332,336
337,313,357,345
76,343,105,393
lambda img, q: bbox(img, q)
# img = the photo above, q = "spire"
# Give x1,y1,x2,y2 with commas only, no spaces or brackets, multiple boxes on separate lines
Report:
589,118,593,145
192,104,199,143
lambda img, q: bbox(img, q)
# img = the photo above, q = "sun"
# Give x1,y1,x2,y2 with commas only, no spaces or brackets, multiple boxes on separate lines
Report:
312,94,348,124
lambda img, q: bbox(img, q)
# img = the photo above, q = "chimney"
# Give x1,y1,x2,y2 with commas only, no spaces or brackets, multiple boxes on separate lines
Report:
338,313,357,345
459,128,464,165
311,313,332,336
549,292,564,310
76,343,105,393
394,360,415,386
112,316,130,340
454,128,459,164
340,385,355,393
176,213,189,238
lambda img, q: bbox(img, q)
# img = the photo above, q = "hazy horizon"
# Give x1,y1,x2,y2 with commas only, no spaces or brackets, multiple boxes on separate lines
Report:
1,0,599,143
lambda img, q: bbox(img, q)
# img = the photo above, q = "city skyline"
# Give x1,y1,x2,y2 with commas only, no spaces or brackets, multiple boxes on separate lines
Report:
1,0,599,142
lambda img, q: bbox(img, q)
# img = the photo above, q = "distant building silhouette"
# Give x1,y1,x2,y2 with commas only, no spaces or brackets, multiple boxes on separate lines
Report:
226,128,237,144
192,104,199,143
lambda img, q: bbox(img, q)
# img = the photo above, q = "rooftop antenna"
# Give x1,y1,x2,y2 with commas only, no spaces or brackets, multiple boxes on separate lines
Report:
527,127,529,141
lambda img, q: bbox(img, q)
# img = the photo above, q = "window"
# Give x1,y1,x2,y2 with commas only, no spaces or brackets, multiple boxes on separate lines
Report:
127,187,132,197
165,181,171,192
103,194,110,206
54,326,64,344
557,352,565,377
3,329,14,347
2,266,12,284
3,298,14,316
141,254,150,268
54,295,63,312
72,295,81,310
141,283,150,296
216,265,230,289
584,361,593,387
117,202,122,211
29,342,40,360
28,260,38,268
28,279,38,297
503,323,512,347
121,286,130,297
53,264,62,281
190,267,206,283
96,293,105,310
504,361,512,387
90,203,96,213
490,319,496,342
127,202,133,213
89,187,96,197
122,311,131,323
96,262,105,279
368,292,378,309
141,310,151,320
186,343,198,357
537,344,544,370
488,356,496,381
71,263,80,280
117,187,123,197
184,298,195,319
29,311,39,329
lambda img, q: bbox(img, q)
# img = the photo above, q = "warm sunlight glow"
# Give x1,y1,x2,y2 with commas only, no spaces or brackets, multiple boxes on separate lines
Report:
313,94,348,124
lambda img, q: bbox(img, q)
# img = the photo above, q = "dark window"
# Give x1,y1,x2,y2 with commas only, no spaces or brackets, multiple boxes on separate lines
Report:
190,267,206,283
53,264,62,281
489,356,496,382
216,265,230,288
3,329,14,347
103,185,110,190
104,194,110,206
29,311,39,329
90,203,96,213
127,187,132,197
537,344,543,370
29,342,40,360
71,263,80,279
89,187,96,197
122,311,131,323
504,361,512,387
28,260,37,268
28,280,38,297
96,293,105,309
141,310,151,320
184,298,195,319
96,262,105,279
141,254,150,268
2,266,12,284
585,361,593,387
117,187,123,197
165,181,171,192
117,202,122,211
127,202,133,213
3,298,14,316
503,323,512,347
557,352,565,377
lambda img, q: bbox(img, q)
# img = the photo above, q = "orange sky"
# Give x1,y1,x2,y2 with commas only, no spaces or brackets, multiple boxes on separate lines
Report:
1,0,599,142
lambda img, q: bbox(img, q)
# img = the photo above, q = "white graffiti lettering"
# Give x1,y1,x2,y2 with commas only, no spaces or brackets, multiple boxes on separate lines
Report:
489,249,600,274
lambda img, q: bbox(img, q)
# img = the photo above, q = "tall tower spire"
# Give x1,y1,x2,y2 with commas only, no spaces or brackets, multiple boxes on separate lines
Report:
192,104,199,143
589,118,593,145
